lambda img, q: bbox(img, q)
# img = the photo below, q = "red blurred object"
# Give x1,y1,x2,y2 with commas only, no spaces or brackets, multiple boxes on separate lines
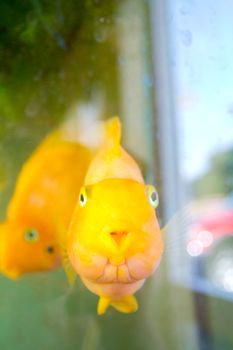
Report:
187,210,233,257
198,210,233,240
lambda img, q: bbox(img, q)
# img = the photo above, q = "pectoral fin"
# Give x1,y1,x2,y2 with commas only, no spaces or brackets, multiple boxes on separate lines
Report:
97,295,138,315
61,249,77,286
51,210,76,286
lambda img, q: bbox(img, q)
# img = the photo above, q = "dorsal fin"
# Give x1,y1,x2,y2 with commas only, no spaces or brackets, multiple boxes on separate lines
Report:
84,117,144,186
104,117,121,151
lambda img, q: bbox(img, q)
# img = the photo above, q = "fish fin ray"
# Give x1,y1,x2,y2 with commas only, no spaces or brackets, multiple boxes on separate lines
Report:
51,210,76,286
162,207,191,235
60,245,76,285
104,117,121,150
110,295,138,314
97,297,111,315
162,207,194,253
63,259,77,286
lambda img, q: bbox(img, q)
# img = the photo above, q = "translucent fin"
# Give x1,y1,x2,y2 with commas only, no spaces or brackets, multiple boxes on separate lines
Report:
61,246,77,286
161,207,194,253
52,210,77,286
97,295,138,315
162,207,191,235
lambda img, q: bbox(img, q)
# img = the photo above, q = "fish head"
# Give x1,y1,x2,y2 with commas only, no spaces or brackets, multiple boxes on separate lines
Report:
67,178,163,284
0,220,61,279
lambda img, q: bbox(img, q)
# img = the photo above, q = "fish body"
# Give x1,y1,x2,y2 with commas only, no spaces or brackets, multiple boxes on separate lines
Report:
0,129,93,279
67,117,163,314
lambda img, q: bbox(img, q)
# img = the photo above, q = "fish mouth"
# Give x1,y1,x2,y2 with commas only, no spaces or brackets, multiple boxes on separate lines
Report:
96,259,140,284
72,226,163,283
110,231,129,247
101,227,132,254
93,229,135,283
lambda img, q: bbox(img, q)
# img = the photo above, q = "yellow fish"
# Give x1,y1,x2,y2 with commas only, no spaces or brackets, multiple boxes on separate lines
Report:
0,128,92,279
67,117,164,314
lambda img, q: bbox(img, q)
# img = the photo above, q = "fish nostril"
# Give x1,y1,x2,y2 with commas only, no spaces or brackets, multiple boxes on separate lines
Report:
46,246,54,254
110,231,128,246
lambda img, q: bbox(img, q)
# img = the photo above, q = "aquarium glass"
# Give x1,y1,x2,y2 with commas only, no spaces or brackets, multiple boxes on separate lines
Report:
0,0,232,350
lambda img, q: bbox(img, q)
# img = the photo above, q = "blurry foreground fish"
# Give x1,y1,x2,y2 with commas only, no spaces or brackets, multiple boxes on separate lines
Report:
0,128,92,279
67,117,164,314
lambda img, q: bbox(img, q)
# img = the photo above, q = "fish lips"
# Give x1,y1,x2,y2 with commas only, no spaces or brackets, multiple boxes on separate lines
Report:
96,261,139,284
69,224,163,282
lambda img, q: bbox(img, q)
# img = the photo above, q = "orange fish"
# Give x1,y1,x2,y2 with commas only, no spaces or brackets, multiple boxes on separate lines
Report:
0,128,93,279
67,117,164,314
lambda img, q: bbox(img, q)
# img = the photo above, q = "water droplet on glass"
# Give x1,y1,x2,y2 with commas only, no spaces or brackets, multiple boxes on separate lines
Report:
25,102,39,118
94,31,107,43
118,55,126,65
53,32,67,50
180,30,192,46
170,58,176,67
34,71,42,81
143,74,153,87
87,70,93,78
180,6,190,15
58,70,65,80
227,104,233,115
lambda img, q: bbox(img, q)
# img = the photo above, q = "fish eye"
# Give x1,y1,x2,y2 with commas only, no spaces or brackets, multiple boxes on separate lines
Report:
24,228,39,243
79,187,87,207
46,246,54,254
147,185,159,209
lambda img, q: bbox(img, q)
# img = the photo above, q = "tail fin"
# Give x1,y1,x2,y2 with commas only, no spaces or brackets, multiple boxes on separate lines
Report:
97,295,138,315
